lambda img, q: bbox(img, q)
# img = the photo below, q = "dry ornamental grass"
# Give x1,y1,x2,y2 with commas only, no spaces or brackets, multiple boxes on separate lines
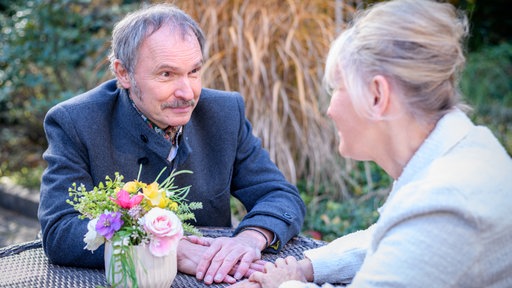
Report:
174,0,373,202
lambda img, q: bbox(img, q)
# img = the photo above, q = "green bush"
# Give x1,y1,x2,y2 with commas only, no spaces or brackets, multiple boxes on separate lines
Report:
0,0,133,179
299,161,391,241
0,0,112,125
460,42,512,155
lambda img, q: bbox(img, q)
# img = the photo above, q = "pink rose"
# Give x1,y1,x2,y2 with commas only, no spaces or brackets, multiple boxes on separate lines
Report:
143,208,183,256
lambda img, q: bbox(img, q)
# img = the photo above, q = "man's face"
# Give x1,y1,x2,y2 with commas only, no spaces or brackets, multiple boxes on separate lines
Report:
123,26,203,128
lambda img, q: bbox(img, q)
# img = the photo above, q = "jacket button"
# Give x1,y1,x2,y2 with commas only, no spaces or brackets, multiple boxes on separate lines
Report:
137,157,149,165
140,135,148,143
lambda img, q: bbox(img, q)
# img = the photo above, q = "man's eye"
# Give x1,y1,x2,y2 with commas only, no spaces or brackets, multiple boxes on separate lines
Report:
190,67,201,75
161,72,170,77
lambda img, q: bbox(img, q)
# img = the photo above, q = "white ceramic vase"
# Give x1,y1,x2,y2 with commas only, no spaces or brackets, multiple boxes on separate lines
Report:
104,241,177,288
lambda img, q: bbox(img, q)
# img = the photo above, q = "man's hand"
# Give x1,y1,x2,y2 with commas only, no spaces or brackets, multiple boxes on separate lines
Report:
195,234,262,284
177,236,267,284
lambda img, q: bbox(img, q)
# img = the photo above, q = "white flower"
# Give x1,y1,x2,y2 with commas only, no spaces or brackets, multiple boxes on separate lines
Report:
83,218,105,251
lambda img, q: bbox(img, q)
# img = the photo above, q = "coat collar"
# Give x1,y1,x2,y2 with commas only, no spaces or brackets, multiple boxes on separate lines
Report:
392,108,473,193
115,85,192,166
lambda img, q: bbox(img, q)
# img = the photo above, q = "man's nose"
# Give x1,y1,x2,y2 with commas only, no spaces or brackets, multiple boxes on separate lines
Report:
174,76,194,100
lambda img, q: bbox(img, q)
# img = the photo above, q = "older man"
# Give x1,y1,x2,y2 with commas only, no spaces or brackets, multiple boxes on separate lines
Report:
38,4,305,285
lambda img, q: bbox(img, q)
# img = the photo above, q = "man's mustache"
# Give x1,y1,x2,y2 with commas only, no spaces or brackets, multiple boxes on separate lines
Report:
161,99,196,109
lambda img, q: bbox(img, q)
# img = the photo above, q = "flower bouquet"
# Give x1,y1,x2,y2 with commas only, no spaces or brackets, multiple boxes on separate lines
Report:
67,167,202,287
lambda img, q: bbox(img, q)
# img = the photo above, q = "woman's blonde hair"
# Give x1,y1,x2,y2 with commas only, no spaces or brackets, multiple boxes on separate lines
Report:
325,0,469,123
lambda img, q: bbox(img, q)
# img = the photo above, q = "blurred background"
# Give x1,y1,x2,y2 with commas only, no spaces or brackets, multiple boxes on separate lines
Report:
1,0,511,246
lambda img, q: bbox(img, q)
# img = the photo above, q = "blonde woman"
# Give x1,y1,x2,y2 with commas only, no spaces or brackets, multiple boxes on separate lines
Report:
231,0,512,287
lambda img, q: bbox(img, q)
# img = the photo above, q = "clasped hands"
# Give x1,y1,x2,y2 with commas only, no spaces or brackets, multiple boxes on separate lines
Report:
177,228,270,285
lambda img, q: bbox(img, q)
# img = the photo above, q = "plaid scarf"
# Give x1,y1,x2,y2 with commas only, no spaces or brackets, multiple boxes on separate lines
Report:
129,97,182,145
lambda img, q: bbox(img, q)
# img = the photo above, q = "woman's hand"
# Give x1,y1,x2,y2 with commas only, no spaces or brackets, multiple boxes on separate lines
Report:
245,256,312,288
228,279,262,288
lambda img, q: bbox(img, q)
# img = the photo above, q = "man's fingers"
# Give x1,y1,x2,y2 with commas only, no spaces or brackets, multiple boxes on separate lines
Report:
195,242,222,281
223,274,238,284
245,259,267,275
207,248,243,283
194,236,264,284
185,235,213,246
232,253,252,280
227,259,267,277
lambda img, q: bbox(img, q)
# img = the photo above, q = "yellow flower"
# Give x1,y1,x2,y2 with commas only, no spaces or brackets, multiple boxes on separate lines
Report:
123,181,143,194
143,182,168,208
169,201,178,211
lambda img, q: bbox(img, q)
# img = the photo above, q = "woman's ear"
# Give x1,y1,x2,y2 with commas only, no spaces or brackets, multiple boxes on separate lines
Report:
113,60,131,89
370,75,390,117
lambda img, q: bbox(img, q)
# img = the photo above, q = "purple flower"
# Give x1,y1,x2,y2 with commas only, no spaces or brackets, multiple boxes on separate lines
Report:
95,212,124,240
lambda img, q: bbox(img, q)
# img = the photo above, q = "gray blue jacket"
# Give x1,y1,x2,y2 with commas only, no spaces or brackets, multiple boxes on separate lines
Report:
38,79,305,268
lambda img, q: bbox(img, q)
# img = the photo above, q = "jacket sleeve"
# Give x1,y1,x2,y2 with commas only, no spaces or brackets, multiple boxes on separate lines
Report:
304,225,373,284
38,105,104,268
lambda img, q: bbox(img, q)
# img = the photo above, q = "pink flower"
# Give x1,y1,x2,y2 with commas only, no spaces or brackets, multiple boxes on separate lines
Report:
143,208,183,256
148,237,180,257
110,189,144,209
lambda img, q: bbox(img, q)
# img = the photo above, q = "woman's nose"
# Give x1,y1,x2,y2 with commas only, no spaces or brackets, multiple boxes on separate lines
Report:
326,105,333,119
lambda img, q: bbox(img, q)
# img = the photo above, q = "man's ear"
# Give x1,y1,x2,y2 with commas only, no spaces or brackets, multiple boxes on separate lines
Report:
113,60,131,89
370,75,390,117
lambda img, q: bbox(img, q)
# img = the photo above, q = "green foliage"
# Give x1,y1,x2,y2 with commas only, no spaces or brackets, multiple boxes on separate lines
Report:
0,123,46,188
0,164,44,190
301,193,382,242
0,0,117,125
299,161,390,241
460,42,512,154
67,178,122,220
0,0,134,181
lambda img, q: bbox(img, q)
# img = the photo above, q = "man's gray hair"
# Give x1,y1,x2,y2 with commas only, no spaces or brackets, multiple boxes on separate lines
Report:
108,3,206,76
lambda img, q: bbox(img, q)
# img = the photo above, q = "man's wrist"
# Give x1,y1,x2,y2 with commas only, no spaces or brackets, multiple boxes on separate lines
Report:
237,227,273,250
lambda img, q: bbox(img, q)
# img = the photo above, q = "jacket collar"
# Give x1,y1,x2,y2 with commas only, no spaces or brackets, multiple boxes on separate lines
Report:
116,85,191,165
392,108,473,193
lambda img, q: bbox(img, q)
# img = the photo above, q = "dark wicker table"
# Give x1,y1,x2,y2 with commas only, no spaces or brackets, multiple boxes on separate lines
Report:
0,227,325,287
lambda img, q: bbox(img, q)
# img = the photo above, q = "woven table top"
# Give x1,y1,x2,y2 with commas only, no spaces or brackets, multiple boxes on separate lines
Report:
0,227,325,287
